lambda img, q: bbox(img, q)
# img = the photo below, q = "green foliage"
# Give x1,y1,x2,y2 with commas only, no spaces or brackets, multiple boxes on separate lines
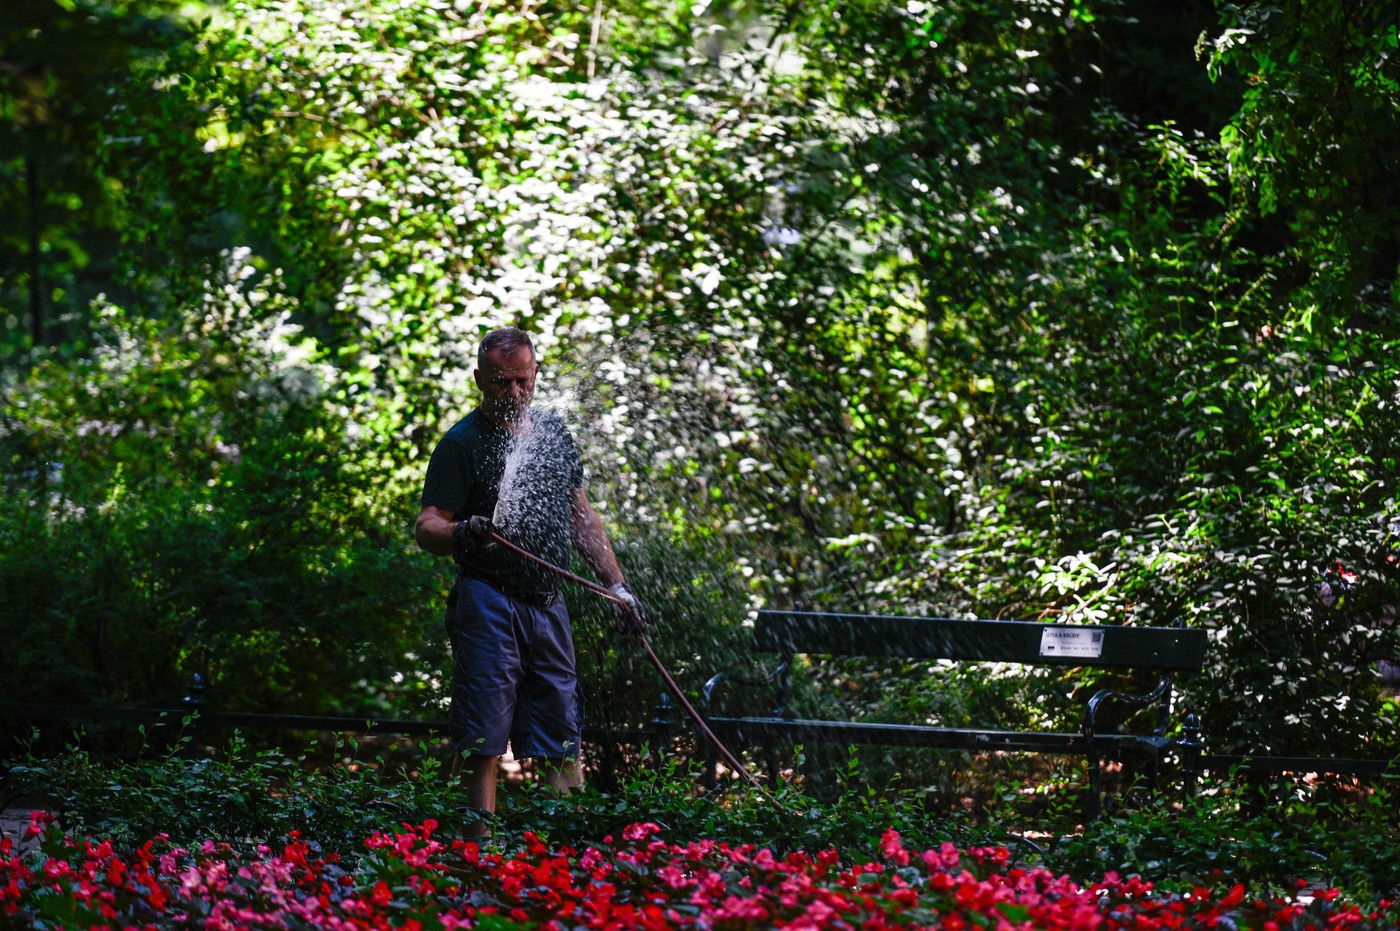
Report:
0,0,214,349
571,526,761,738
7,731,465,853
1056,783,1400,898
1209,0,1400,297
3,735,1017,864
496,753,993,858
0,297,442,712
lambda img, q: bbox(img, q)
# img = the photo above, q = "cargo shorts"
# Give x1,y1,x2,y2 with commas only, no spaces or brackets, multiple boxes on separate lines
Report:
445,576,582,759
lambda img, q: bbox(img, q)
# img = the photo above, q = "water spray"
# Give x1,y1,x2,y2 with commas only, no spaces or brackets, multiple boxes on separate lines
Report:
488,529,789,810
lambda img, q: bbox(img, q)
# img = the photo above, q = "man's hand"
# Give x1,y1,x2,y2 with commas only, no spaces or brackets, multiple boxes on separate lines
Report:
607,582,648,633
453,515,497,558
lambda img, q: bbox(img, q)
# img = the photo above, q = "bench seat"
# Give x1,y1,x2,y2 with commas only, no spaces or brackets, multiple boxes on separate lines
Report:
706,716,1175,756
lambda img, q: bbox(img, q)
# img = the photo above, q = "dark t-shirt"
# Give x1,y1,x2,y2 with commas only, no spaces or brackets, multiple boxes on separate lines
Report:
421,408,584,596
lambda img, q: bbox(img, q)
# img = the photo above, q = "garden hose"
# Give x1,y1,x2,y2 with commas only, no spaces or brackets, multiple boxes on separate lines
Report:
488,529,788,811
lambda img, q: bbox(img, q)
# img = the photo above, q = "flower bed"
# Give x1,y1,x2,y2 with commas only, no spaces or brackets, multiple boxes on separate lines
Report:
2,812,1395,929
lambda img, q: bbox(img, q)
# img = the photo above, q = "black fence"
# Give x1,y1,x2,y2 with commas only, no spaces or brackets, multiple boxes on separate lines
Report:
0,674,679,788
4,685,1397,789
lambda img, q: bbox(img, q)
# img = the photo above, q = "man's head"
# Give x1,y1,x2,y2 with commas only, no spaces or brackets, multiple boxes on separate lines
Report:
475,327,538,427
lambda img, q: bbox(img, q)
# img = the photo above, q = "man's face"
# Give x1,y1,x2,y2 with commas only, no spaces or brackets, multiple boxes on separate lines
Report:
475,344,538,425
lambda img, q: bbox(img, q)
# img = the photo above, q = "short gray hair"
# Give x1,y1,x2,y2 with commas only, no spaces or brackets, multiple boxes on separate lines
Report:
477,327,535,366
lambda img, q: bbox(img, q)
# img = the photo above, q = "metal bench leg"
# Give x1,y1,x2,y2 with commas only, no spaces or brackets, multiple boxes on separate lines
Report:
1179,713,1203,802
1087,751,1103,822
650,692,673,760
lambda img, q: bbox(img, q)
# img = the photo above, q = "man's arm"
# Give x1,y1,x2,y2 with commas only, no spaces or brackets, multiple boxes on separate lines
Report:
415,505,458,557
571,487,625,587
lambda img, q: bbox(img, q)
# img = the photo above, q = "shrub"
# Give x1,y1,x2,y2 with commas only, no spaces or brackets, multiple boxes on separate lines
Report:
0,300,443,715
1055,782,1400,899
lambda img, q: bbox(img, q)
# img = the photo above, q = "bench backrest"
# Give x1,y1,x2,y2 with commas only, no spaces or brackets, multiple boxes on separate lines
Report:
754,611,1206,671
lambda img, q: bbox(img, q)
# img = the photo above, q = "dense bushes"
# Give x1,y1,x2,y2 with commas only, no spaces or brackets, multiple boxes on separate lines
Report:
0,300,442,713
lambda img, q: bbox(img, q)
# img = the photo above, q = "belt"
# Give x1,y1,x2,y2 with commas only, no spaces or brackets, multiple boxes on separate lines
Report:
460,573,560,609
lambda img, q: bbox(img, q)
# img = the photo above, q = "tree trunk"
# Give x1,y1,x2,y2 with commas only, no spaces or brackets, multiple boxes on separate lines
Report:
27,155,43,347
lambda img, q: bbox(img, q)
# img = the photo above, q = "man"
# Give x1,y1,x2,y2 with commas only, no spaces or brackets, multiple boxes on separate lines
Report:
415,326,643,824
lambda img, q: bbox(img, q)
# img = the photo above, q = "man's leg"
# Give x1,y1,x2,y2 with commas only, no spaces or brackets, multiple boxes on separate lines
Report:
461,753,501,810
445,580,522,836
513,596,584,792
451,752,500,837
535,756,583,793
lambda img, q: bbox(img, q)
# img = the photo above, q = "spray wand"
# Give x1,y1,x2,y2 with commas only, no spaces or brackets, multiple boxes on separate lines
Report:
488,529,789,810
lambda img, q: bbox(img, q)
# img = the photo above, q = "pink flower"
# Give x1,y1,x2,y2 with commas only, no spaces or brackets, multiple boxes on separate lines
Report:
879,829,911,866
922,841,961,872
712,893,770,922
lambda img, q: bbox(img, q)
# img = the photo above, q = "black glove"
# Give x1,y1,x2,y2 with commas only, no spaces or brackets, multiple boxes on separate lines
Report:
608,582,648,633
452,515,496,559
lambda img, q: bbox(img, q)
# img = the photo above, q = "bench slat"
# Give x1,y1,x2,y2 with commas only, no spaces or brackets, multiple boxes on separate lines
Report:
754,611,1206,670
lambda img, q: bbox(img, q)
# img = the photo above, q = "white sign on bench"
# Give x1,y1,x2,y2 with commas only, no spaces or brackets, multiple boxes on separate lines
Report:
1039,627,1105,659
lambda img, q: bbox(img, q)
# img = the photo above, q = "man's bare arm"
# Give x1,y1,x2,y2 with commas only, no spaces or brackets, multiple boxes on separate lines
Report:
415,505,458,556
571,488,625,587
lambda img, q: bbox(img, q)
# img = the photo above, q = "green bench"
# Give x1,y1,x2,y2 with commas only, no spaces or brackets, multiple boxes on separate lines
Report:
702,610,1208,818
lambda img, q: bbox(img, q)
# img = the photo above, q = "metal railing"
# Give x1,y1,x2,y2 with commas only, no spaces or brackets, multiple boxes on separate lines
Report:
7,687,1397,791
1176,714,1399,799
1,674,679,782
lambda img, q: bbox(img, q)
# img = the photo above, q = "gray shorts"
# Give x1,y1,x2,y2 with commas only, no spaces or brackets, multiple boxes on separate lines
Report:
445,576,582,759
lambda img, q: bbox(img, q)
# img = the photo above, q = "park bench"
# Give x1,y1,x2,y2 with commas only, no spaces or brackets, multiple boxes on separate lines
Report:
701,610,1208,819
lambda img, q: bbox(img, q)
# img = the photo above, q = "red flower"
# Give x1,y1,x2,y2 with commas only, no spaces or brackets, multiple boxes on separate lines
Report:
22,811,55,841
879,829,911,867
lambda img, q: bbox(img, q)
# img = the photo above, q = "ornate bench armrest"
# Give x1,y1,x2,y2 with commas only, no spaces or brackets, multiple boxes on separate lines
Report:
1082,674,1177,822
702,658,792,718
1083,675,1174,744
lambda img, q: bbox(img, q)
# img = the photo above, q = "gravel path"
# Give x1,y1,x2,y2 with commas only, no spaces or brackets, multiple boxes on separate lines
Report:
1,807,40,856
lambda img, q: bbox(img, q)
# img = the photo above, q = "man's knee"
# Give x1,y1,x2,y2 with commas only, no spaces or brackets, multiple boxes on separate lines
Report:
451,752,501,778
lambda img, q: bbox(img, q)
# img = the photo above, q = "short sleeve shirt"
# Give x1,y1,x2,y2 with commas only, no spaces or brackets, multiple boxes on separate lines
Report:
421,408,585,596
